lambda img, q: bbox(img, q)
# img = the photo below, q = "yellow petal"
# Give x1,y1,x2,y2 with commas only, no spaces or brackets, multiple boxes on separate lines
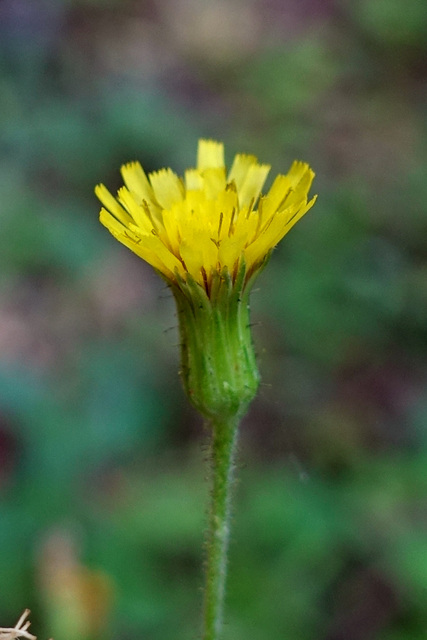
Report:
279,167,315,211
197,139,224,171
227,153,258,191
180,232,218,285
263,175,292,217
99,207,132,237
237,163,270,208
201,167,227,200
161,201,186,254
287,161,311,188
245,196,317,268
217,231,248,268
185,169,204,191
100,204,184,280
95,184,132,225
116,187,153,233
142,233,185,277
149,168,184,210
215,189,239,241
120,162,155,204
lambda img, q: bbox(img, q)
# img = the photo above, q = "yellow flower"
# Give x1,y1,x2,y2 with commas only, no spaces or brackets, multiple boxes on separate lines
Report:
95,139,316,290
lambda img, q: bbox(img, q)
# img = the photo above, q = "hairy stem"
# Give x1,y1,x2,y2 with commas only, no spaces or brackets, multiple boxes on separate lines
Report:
203,416,240,640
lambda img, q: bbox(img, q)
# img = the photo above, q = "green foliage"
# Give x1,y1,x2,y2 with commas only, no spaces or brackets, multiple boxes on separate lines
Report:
351,0,427,47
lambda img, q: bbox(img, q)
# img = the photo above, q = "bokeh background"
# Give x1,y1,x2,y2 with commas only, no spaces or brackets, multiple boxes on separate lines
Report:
1,0,427,638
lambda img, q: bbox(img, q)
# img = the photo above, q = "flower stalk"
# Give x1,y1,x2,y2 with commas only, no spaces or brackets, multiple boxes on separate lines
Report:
204,415,239,640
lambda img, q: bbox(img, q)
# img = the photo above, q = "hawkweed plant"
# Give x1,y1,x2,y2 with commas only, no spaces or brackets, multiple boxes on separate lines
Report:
95,140,317,640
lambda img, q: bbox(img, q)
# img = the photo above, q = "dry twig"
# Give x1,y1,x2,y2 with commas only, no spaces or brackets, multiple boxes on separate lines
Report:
0,611,36,640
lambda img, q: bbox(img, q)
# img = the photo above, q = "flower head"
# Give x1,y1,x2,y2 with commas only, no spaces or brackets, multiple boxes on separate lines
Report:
95,140,316,292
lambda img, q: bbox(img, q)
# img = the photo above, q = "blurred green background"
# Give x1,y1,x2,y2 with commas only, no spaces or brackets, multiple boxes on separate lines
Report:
1,0,427,638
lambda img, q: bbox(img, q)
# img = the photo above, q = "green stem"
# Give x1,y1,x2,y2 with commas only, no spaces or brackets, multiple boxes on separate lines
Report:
203,416,240,640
